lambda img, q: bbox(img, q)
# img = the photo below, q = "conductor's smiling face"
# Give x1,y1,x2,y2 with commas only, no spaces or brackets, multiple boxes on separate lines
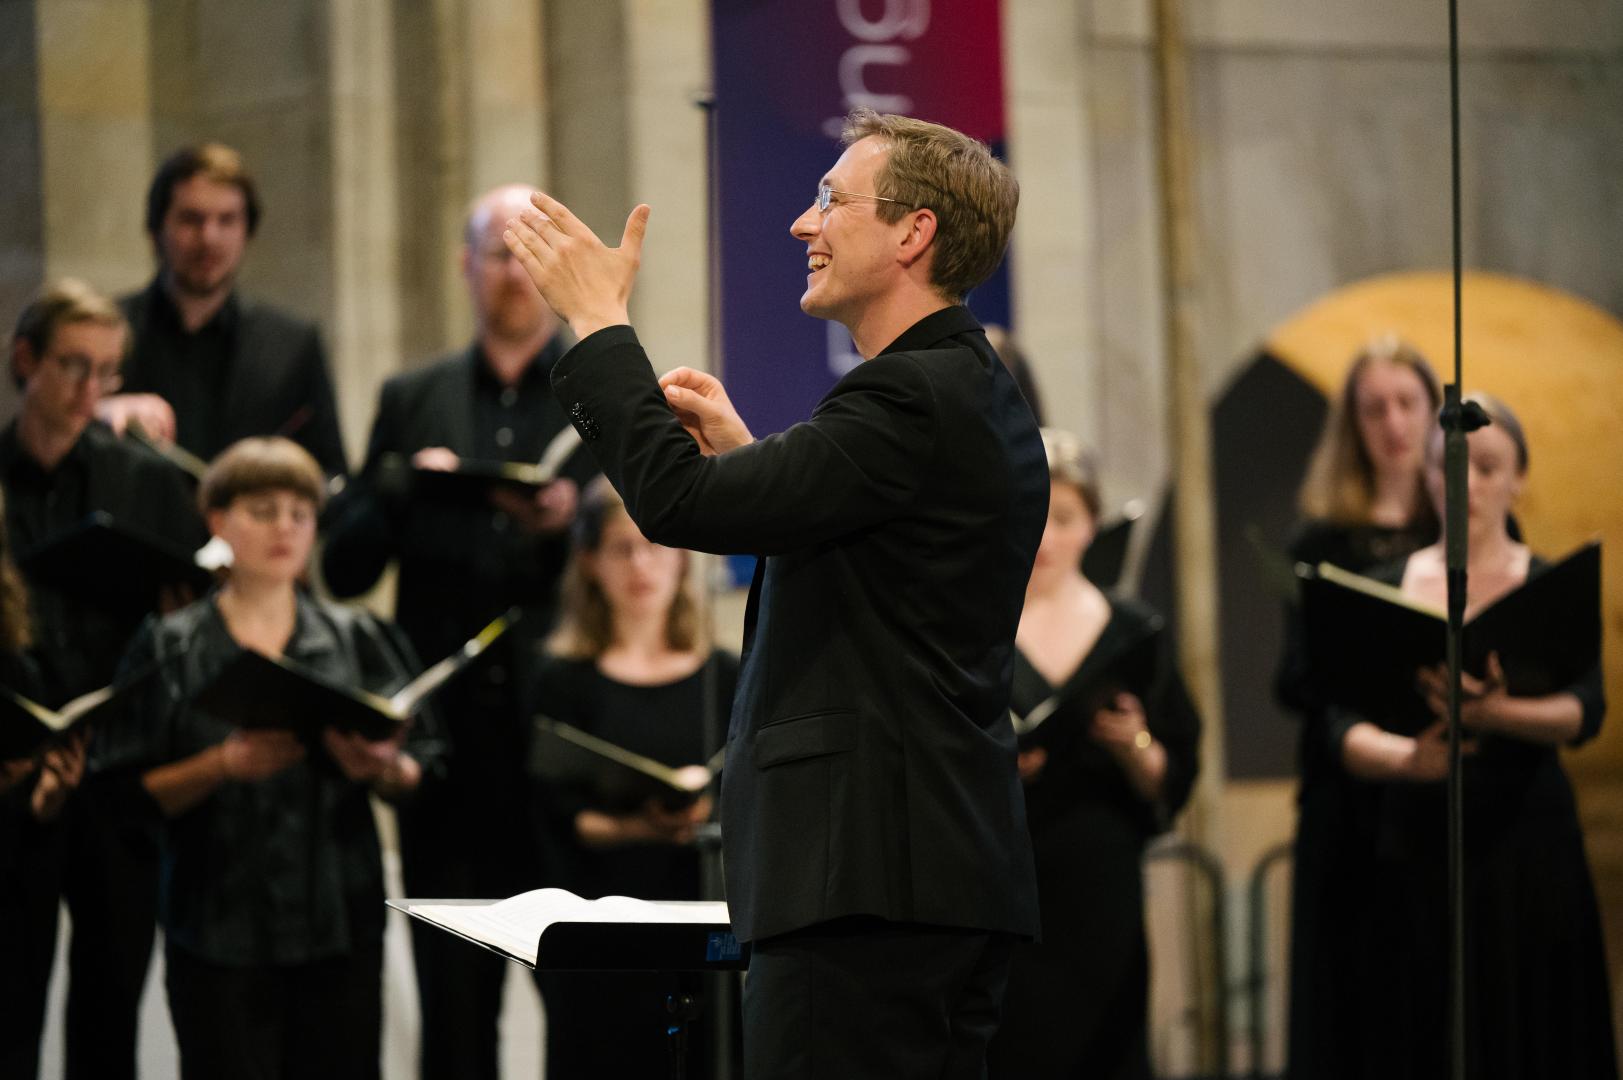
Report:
209,490,317,585
790,136,906,327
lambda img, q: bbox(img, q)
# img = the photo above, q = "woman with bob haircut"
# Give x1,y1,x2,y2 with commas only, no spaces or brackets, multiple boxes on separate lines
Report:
527,474,736,1079
986,429,1200,1080
94,436,443,1080
1276,337,1443,1080
1334,394,1615,1079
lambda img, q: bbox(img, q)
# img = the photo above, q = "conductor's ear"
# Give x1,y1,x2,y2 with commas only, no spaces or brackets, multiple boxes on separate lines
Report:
897,208,937,271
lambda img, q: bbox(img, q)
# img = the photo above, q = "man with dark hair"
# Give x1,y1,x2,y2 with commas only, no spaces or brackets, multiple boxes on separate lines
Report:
505,108,1044,1077
98,142,348,478
1,279,205,1080
322,184,595,1080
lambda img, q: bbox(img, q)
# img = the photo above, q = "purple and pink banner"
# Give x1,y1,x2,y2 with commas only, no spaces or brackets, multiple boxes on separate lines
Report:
711,0,1011,438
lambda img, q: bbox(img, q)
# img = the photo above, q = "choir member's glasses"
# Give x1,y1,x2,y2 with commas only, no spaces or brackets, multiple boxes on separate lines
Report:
816,184,913,213
47,352,124,392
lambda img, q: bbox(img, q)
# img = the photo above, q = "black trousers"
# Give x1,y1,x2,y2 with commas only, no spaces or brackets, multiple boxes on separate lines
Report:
164,940,383,1080
743,917,1016,1080
0,807,65,1080
60,780,160,1080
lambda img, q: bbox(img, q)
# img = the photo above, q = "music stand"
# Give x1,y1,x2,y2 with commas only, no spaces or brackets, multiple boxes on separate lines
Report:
389,897,748,1079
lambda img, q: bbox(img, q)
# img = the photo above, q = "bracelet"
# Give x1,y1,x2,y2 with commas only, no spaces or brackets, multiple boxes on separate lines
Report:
1133,730,1153,751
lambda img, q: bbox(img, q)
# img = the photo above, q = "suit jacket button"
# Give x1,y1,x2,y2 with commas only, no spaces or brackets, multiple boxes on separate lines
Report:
569,402,601,441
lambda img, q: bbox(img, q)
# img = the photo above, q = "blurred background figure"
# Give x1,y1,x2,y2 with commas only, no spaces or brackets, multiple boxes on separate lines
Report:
527,476,734,1079
1275,339,1440,1080
1331,395,1615,1079
94,437,443,1080
987,429,1201,1079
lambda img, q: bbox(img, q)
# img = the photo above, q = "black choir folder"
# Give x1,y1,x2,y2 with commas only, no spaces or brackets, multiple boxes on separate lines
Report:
381,425,583,506
0,674,152,760
389,889,744,971
1009,617,1163,749
1300,541,1602,727
191,611,516,741
18,511,213,614
531,718,723,813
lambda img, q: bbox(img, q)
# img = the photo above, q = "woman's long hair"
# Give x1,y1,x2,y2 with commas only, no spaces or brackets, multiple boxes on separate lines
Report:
0,488,34,652
1297,337,1442,527
548,477,706,660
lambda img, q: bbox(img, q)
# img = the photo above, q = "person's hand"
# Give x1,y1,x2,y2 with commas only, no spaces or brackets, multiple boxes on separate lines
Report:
489,477,579,536
31,731,88,823
219,729,306,782
1016,746,1048,783
634,792,714,845
98,393,177,442
1400,718,1479,782
412,446,461,472
1419,653,1509,731
658,368,755,455
504,192,650,340
321,728,414,788
1090,692,1151,755
1,756,36,795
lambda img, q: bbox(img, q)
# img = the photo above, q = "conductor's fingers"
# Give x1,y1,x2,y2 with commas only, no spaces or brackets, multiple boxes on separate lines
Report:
663,382,728,421
503,224,550,286
529,190,587,238
658,367,723,394
621,204,651,258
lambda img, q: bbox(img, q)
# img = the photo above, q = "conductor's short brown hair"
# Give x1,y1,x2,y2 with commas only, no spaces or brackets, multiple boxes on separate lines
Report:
841,107,1018,303
145,143,262,238
199,437,325,515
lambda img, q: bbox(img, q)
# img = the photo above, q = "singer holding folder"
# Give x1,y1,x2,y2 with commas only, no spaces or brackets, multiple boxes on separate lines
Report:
986,429,1201,1080
505,109,1045,1078
94,438,444,1080
1326,395,1615,1080
527,475,736,1078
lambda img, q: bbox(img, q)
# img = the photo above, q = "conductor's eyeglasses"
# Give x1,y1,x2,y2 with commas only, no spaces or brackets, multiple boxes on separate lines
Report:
816,184,913,214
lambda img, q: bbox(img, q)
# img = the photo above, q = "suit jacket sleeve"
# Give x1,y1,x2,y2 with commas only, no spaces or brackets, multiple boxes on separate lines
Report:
551,326,938,556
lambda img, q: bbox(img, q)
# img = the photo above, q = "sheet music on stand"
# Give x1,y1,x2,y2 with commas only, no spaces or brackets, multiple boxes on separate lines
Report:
389,888,745,971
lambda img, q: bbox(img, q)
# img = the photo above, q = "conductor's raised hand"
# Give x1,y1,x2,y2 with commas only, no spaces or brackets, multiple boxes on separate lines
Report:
504,192,651,340
658,368,755,455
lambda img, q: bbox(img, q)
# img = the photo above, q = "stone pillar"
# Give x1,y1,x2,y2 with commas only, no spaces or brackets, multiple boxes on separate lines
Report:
1004,0,1101,446
0,0,46,420
33,0,155,292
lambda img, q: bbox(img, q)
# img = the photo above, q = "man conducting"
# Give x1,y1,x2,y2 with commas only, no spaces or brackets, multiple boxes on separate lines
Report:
505,109,1046,1077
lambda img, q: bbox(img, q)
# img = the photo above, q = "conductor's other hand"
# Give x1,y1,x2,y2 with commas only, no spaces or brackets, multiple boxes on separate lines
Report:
503,192,649,340
219,729,306,782
99,393,177,443
412,446,461,472
659,368,755,455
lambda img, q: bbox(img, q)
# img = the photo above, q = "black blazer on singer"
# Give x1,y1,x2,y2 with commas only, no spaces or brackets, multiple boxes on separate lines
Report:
551,305,1047,943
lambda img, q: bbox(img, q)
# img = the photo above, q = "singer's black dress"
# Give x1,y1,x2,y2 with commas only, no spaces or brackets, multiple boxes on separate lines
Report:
525,651,737,1080
986,598,1201,1080
1276,518,1434,1080
1337,554,1617,1080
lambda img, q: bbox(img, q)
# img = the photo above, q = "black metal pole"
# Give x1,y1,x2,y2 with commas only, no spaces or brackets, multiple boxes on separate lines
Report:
1441,4,1488,1076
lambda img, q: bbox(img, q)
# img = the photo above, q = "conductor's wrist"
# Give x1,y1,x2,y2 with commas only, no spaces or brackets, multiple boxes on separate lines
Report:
566,311,629,342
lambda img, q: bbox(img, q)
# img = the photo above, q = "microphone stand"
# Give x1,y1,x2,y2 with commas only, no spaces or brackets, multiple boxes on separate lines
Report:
692,86,740,1080
1440,4,1489,1076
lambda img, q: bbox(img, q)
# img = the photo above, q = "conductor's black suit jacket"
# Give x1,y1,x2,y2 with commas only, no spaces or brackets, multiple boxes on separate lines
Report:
552,305,1046,943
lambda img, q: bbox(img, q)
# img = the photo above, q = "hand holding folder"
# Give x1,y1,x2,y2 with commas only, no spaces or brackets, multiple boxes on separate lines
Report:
531,717,723,814
1299,541,1601,732
190,611,517,741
